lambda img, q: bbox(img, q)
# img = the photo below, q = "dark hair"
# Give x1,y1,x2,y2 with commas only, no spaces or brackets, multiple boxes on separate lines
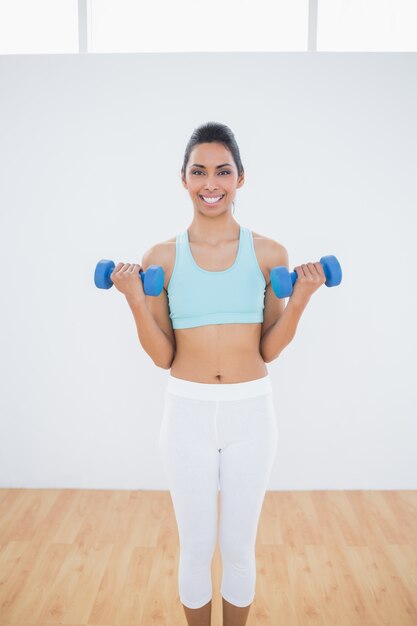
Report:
181,121,244,178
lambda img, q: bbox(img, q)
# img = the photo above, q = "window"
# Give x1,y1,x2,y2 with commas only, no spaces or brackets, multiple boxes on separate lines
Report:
0,0,78,54
90,0,308,53
318,0,417,51
0,0,415,54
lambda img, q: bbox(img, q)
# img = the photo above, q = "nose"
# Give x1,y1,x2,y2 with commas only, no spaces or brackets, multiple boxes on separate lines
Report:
204,180,220,190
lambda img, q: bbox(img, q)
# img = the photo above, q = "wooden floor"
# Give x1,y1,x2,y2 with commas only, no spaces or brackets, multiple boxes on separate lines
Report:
0,489,416,626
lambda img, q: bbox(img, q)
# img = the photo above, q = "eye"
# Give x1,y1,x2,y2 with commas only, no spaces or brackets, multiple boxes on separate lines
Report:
191,170,231,175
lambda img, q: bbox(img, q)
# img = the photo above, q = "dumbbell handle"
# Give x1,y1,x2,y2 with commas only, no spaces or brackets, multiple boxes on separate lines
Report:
94,259,164,295
271,254,342,299
291,256,341,287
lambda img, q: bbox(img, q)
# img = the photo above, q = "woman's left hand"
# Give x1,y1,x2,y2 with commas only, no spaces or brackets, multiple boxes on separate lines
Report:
290,262,326,304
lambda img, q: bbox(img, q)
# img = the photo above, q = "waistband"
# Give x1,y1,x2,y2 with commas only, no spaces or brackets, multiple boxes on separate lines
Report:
166,373,272,401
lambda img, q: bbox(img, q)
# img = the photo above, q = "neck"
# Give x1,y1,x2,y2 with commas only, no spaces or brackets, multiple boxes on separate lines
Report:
188,214,240,244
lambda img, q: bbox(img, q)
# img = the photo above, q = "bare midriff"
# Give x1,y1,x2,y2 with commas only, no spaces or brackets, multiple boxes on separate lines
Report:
170,323,268,383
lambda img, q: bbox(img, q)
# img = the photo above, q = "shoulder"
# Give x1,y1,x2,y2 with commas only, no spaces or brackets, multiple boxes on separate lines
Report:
141,237,177,288
251,231,289,273
142,236,176,265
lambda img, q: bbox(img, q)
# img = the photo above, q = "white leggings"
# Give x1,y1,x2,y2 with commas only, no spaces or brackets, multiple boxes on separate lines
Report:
158,373,278,609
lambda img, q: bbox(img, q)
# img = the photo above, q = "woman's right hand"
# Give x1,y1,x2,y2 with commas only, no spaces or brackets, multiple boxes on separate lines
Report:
110,262,145,302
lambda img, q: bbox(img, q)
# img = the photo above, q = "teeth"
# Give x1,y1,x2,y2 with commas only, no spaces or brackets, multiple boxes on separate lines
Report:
201,195,223,203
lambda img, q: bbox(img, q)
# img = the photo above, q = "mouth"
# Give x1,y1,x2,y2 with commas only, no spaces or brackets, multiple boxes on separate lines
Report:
199,194,225,206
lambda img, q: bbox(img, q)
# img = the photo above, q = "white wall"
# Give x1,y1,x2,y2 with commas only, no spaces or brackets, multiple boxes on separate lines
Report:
0,53,415,490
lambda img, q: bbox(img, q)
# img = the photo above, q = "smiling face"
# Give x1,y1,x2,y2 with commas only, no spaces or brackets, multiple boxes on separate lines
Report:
181,142,244,214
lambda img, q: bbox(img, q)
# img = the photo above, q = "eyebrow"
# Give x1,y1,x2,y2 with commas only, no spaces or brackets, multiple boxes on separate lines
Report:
191,163,232,169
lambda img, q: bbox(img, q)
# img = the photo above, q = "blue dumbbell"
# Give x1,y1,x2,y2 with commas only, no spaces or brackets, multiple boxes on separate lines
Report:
271,254,342,299
94,259,164,296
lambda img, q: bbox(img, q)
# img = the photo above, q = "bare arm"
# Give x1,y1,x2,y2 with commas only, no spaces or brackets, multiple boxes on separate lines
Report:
126,294,175,369
260,252,327,362
109,253,175,369
260,296,310,363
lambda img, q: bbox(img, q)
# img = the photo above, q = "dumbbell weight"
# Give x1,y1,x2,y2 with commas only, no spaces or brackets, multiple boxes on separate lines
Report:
271,254,342,299
94,259,164,296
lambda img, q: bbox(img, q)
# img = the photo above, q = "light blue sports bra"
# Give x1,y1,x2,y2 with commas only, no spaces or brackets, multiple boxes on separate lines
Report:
167,225,267,329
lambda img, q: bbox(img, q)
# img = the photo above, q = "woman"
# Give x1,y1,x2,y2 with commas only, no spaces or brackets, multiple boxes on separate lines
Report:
111,122,326,626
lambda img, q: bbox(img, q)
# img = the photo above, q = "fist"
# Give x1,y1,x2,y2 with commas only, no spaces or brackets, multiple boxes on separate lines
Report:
110,262,145,300
291,262,326,303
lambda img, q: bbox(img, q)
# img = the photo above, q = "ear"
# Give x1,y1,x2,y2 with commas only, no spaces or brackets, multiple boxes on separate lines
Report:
236,172,245,189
